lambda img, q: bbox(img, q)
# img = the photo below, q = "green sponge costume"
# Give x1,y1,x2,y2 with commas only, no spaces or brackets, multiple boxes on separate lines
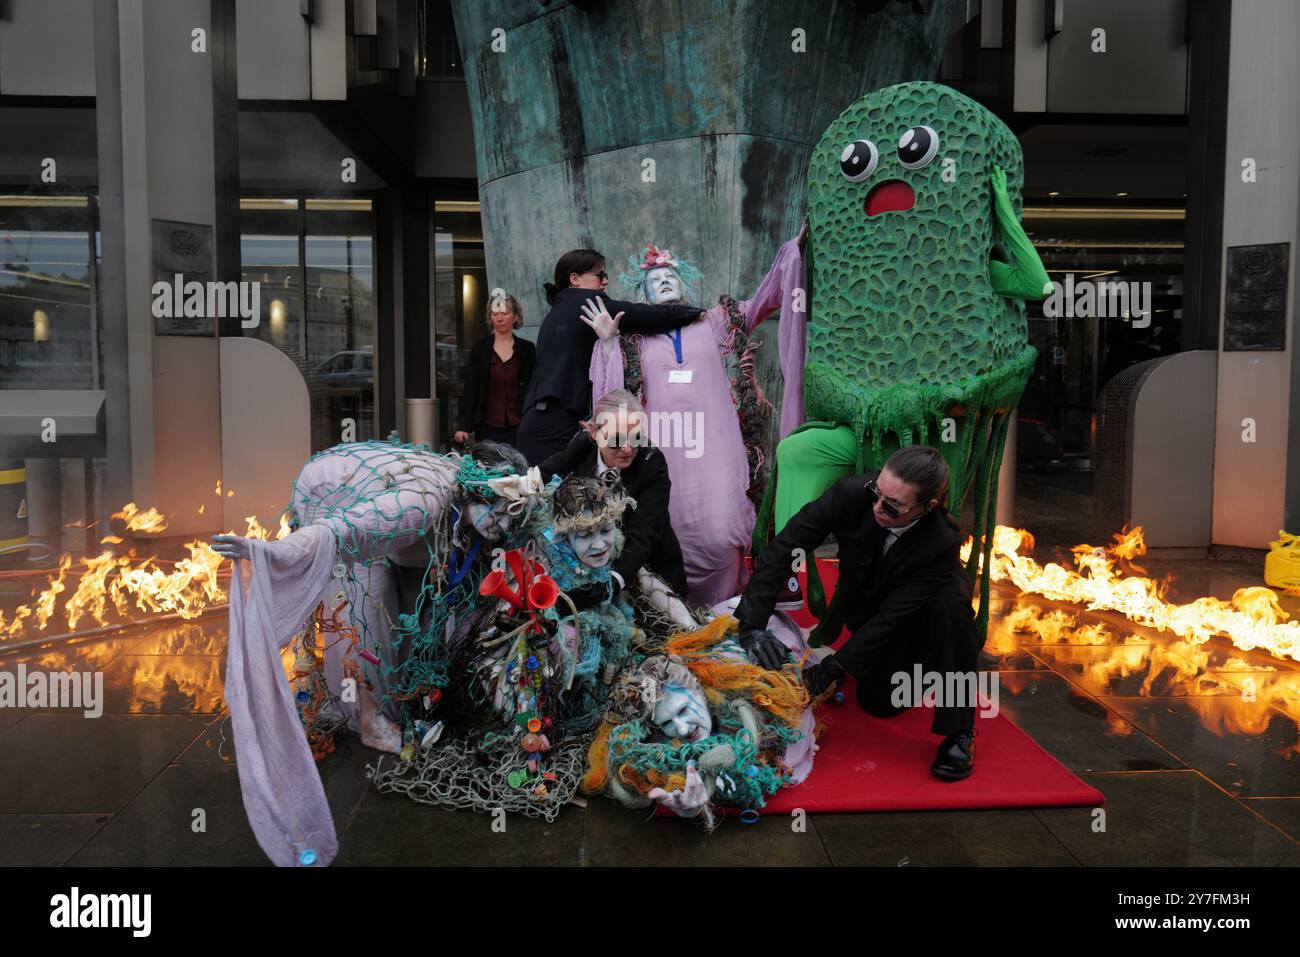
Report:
759,81,1049,641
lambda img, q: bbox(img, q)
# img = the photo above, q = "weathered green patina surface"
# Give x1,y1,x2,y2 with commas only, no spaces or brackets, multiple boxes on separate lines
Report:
451,0,956,353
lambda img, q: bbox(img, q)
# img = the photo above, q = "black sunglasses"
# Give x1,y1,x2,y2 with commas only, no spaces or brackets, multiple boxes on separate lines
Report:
589,270,609,281
607,430,643,448
867,479,925,519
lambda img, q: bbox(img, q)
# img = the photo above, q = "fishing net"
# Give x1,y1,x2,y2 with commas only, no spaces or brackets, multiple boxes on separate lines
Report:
283,436,545,754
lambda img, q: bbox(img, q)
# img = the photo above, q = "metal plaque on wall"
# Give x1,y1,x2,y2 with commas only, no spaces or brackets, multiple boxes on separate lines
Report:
1224,242,1289,351
152,219,214,336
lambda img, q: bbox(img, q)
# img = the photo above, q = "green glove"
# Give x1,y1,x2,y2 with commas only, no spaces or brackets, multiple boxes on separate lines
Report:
988,165,1052,301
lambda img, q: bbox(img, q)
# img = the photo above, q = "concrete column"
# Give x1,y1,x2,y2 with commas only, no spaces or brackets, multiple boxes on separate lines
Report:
94,0,237,536
451,0,956,463
57,459,89,554
1210,0,1300,546
995,412,1016,527
22,458,61,544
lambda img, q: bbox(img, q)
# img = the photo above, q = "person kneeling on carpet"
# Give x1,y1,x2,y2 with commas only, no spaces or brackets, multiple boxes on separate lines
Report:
733,445,981,781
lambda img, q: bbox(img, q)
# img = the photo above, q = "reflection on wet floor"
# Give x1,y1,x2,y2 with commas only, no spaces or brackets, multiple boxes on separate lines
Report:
985,590,1300,765
1,561,1298,865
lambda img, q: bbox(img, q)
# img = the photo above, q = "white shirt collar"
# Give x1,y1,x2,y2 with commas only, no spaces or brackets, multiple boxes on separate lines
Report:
888,516,922,537
595,453,618,478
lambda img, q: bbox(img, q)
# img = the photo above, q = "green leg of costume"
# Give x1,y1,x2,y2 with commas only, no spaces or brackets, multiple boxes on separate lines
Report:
753,423,858,645
774,424,859,529
749,423,855,642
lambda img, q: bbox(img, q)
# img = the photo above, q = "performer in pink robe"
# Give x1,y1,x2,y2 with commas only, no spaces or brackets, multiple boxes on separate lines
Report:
587,234,807,607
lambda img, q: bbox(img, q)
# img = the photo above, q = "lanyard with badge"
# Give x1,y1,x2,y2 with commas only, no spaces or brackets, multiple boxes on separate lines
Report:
667,328,692,384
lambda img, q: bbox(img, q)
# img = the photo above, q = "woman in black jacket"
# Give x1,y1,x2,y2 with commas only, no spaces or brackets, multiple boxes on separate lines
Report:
455,294,536,449
516,248,705,464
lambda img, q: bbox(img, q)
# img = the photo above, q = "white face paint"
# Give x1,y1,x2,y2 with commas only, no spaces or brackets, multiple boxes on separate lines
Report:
566,521,618,568
643,266,684,305
466,501,519,542
652,683,712,742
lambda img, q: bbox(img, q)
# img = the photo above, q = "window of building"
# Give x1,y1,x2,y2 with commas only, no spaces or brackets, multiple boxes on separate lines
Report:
432,199,485,444
0,193,98,391
1019,204,1185,470
240,196,376,452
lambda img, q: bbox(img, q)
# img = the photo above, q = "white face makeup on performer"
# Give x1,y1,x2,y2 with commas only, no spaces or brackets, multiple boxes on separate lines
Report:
466,501,522,542
871,467,936,529
592,405,646,471
651,683,713,742
567,521,618,569
643,266,684,305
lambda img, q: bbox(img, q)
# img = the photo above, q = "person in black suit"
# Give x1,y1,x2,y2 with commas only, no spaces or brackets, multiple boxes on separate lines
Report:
538,388,689,601
517,248,704,465
733,445,981,781
454,294,536,449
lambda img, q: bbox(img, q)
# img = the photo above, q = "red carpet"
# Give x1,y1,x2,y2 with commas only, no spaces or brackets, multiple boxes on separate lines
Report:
747,559,1103,814
751,675,1104,814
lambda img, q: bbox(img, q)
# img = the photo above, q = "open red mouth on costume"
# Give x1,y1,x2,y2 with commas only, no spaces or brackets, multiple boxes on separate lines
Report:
864,179,915,217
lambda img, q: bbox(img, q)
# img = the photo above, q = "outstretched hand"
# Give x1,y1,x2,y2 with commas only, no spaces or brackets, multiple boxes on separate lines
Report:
210,534,252,561
648,761,710,818
580,297,623,341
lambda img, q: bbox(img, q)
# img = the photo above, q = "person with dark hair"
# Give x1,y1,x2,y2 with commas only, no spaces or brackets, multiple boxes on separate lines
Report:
732,444,982,781
455,293,535,449
516,248,706,464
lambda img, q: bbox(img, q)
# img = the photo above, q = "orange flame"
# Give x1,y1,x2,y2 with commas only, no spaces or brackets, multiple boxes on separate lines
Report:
0,498,292,641
111,502,169,533
965,525,1299,663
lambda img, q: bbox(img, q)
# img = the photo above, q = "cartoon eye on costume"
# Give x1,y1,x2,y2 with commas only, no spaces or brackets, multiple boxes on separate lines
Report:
897,126,939,169
840,140,879,182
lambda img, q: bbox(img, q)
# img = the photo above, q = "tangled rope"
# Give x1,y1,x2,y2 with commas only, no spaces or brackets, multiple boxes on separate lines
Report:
369,731,593,821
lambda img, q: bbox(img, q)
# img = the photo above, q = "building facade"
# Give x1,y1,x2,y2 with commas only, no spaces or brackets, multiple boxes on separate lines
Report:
0,0,1295,555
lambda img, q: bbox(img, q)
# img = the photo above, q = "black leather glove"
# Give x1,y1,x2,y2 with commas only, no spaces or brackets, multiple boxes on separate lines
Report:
565,579,616,612
801,655,846,697
737,627,793,670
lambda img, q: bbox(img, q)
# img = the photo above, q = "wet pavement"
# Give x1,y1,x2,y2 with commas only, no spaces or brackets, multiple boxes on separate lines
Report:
0,562,1297,867
2,466,1298,866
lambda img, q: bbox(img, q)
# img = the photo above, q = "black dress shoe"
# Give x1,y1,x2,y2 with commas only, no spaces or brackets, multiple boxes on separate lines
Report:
931,729,976,781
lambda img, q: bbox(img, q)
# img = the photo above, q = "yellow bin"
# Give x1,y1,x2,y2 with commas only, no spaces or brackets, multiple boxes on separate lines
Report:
0,462,28,552
1265,530,1300,592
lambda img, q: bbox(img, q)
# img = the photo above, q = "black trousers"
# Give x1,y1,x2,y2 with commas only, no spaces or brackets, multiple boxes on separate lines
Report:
851,590,980,736
474,423,518,448
515,401,581,466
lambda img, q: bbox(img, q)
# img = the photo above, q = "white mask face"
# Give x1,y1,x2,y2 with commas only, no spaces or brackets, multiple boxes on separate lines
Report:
467,501,518,542
567,521,617,568
643,266,684,304
651,683,712,742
